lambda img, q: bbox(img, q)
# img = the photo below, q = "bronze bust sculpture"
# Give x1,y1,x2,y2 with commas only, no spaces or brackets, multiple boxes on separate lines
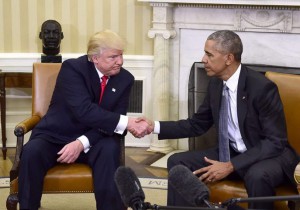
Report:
39,20,64,62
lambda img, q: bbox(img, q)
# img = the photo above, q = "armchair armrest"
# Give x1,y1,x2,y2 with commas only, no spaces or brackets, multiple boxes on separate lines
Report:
294,163,300,194
14,115,41,136
10,115,41,181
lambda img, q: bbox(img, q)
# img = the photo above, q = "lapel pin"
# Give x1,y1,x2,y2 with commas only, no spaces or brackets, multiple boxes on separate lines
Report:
242,96,246,99
112,88,116,92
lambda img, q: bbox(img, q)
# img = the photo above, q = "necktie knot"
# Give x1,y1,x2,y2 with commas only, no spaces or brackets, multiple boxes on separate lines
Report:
223,84,229,95
101,75,108,84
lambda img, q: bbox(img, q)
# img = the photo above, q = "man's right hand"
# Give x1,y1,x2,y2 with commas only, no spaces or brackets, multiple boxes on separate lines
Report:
127,117,153,138
135,116,154,134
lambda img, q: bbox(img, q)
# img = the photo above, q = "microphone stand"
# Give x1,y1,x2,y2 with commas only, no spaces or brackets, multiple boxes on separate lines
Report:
221,194,300,208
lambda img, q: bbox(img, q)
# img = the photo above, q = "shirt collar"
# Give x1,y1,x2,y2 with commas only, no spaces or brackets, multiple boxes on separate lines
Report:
94,65,103,79
94,65,109,81
224,64,241,93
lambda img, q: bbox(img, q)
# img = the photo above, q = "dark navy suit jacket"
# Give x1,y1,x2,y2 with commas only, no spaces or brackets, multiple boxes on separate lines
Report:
31,55,134,146
159,65,298,183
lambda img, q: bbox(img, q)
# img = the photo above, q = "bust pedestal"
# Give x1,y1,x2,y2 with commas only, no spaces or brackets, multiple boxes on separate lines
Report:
41,54,62,63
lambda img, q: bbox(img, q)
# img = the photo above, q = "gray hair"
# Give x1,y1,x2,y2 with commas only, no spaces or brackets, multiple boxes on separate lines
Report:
207,30,243,62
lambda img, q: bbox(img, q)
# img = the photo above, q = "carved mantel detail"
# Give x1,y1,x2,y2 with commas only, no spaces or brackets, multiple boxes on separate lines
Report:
177,3,300,10
149,2,177,39
235,10,293,32
148,29,177,39
139,0,300,8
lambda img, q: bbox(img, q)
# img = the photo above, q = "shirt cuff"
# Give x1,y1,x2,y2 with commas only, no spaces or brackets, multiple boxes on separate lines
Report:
153,121,160,134
115,115,128,135
77,135,90,153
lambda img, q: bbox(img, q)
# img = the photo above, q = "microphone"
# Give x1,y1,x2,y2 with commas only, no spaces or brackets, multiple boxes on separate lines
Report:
114,165,228,210
114,166,146,210
168,165,212,208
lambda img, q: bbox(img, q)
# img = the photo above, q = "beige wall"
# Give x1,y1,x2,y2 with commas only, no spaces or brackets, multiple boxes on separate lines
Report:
0,0,153,55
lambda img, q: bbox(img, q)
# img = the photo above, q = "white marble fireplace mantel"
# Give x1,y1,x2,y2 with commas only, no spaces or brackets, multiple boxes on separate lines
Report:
139,0,300,151
138,0,300,6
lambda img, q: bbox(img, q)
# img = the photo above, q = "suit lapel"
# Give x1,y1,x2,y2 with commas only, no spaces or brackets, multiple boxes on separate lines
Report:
237,65,248,141
101,77,111,103
211,78,223,128
88,64,101,103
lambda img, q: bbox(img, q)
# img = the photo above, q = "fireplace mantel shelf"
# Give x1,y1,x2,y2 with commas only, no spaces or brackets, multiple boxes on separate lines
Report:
138,0,300,7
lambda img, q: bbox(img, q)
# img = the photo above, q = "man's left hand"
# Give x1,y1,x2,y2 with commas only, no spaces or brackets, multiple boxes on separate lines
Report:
193,157,234,184
57,140,84,163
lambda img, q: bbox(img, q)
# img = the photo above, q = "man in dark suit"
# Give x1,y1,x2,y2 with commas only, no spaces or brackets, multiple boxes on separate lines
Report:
136,30,299,209
18,30,148,210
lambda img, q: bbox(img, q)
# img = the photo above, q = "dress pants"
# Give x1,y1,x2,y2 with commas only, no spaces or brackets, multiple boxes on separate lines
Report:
18,134,125,210
167,147,286,210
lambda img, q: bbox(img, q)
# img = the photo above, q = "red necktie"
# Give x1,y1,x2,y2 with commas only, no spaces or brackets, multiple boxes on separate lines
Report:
99,75,108,103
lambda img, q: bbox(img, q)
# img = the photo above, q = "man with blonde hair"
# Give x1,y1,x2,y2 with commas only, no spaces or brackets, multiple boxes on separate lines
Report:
18,30,148,210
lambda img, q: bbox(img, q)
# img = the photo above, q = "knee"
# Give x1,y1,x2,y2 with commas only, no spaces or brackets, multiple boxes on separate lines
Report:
167,153,184,171
244,169,270,187
21,142,43,162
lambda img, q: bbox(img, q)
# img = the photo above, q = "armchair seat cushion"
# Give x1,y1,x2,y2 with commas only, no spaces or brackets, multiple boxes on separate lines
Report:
10,163,93,194
208,180,298,210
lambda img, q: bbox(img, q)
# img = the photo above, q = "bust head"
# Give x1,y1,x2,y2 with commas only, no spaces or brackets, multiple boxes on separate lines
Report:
39,20,64,55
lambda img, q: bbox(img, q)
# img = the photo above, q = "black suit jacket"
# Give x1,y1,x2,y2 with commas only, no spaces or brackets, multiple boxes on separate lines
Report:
31,55,134,146
159,64,298,182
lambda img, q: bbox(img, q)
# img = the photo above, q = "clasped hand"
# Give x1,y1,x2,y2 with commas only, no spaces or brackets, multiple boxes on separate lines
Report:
127,116,154,138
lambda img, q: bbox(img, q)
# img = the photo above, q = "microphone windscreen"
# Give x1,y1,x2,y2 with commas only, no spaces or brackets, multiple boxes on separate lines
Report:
114,166,145,207
168,165,210,206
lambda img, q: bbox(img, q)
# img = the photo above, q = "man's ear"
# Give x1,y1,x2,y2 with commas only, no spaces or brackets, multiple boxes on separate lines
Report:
91,55,98,64
225,53,234,65
39,32,42,39
61,32,64,40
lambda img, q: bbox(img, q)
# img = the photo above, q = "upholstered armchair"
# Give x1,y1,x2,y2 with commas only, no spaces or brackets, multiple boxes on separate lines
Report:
6,63,125,210
188,67,300,210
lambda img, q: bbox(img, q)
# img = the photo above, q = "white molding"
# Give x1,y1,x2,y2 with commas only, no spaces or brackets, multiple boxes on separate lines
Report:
0,53,154,73
139,0,300,7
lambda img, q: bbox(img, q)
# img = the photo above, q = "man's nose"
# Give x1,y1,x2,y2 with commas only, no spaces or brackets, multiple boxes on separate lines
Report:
49,31,54,37
116,56,123,64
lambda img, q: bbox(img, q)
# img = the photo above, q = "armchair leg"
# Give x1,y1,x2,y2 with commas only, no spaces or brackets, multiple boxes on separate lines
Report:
6,194,18,210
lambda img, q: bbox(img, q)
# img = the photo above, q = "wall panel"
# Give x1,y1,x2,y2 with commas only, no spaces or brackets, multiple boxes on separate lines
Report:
0,0,153,55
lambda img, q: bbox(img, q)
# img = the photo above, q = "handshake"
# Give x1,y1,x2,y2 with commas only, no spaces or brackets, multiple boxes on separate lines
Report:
127,117,154,138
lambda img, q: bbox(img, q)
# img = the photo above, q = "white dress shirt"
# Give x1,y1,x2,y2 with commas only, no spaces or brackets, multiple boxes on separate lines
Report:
225,64,247,153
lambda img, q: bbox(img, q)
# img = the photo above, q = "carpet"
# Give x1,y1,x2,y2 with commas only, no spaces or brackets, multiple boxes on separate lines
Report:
150,150,186,168
0,177,167,209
